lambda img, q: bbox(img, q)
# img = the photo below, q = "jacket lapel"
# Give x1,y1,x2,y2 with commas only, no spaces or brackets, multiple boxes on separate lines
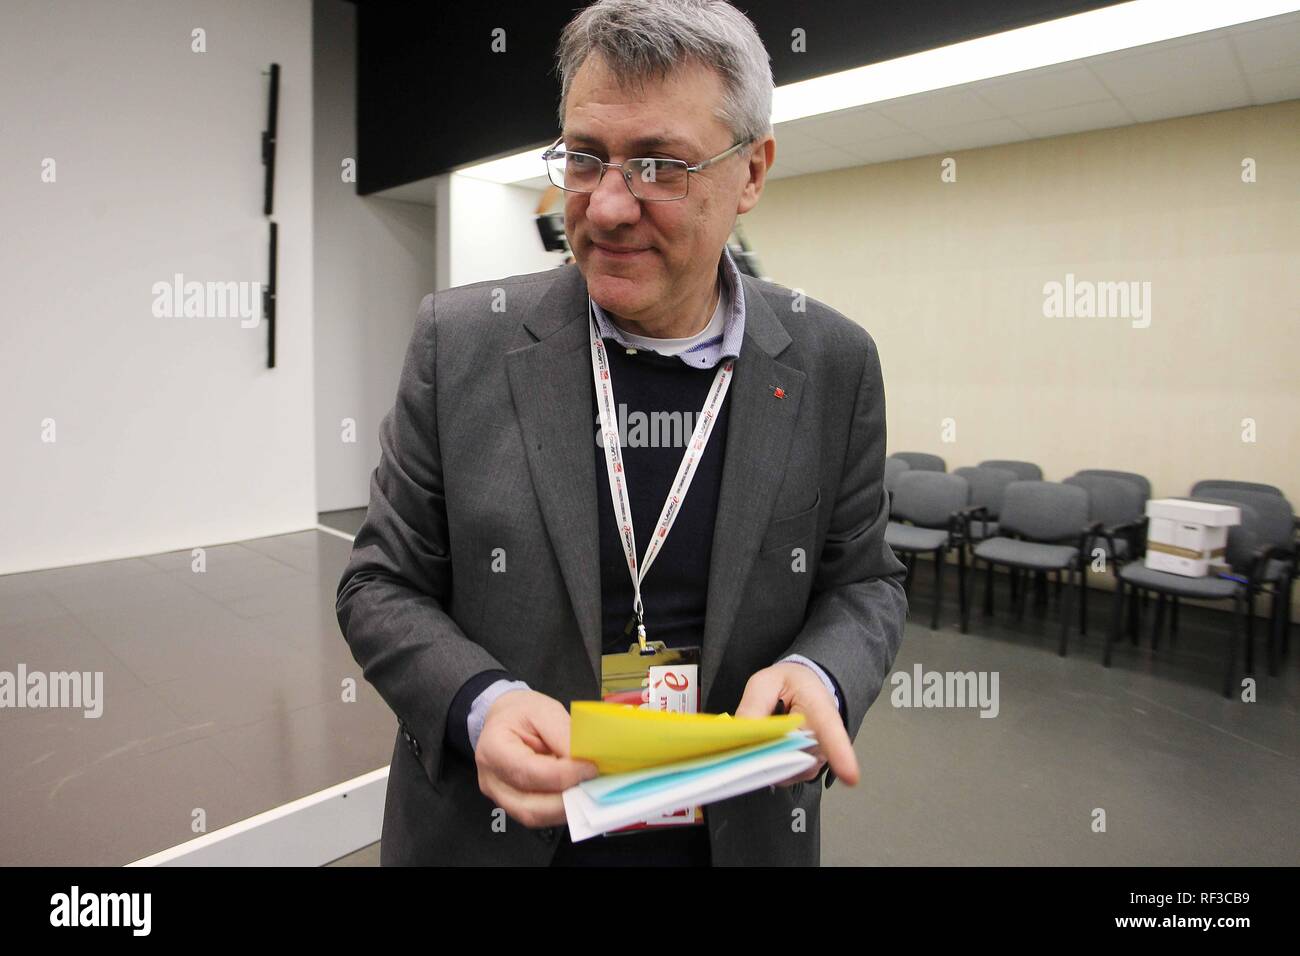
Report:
504,265,805,700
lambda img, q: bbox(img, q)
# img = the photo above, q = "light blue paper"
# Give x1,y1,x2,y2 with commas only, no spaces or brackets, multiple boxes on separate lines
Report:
582,730,817,805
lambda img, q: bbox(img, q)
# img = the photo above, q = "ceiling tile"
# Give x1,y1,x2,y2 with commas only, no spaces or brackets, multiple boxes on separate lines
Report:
1242,64,1300,103
1230,16,1300,74
1122,84,1254,124
1011,98,1133,138
977,65,1113,115
798,107,911,145
1090,37,1247,100
874,87,1005,130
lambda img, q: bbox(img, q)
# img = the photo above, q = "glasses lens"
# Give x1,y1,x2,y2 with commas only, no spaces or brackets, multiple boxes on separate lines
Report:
548,151,602,192
628,158,688,199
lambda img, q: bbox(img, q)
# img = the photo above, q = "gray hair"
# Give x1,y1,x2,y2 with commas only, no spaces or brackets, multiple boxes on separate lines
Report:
554,0,773,146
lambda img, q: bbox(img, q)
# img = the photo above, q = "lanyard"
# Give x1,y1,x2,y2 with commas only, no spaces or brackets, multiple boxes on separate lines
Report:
589,300,734,653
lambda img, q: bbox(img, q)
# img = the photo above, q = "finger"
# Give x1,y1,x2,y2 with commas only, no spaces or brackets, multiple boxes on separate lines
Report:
772,759,825,788
801,695,859,786
735,669,784,719
482,776,570,829
485,724,598,793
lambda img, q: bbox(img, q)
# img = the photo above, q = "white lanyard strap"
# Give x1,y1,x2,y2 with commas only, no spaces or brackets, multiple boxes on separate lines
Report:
589,301,734,649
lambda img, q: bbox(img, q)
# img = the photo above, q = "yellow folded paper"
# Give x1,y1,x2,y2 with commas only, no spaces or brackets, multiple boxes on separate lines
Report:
569,700,805,774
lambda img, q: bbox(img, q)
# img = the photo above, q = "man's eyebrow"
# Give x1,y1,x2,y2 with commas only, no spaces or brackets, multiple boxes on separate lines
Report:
562,131,696,155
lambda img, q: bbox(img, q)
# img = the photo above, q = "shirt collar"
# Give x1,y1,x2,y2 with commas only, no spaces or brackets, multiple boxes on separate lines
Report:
589,244,746,369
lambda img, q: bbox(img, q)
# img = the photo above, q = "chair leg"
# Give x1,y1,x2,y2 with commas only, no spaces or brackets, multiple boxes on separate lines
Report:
1170,595,1179,646
931,548,943,631
1105,576,1124,667
1267,587,1281,677
1016,567,1027,622
983,557,994,617
1283,580,1292,660
1152,593,1165,652
903,554,915,592
1131,586,1142,644
1058,565,1072,656
1009,564,1018,607
958,547,969,633
1224,592,1242,698
1245,590,1256,674
1079,566,1088,636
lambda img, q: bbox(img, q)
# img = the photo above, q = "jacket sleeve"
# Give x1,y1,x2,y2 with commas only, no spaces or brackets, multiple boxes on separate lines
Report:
336,293,510,792
781,330,908,744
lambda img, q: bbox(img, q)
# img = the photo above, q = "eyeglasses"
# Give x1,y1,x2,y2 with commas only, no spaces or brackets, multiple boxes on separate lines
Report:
541,136,753,201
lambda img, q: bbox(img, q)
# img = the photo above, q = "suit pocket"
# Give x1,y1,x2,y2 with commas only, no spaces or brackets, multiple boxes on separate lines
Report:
759,490,822,555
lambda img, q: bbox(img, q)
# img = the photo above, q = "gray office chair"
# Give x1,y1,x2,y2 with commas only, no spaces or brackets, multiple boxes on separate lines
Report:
963,480,1090,655
1188,487,1296,674
1065,474,1146,637
1075,469,1151,507
1191,479,1284,499
884,471,969,630
884,456,911,496
1106,497,1292,696
953,465,1017,543
978,459,1043,481
891,452,946,473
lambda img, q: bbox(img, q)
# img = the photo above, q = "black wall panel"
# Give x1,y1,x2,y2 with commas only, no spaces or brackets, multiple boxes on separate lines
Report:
352,0,1124,194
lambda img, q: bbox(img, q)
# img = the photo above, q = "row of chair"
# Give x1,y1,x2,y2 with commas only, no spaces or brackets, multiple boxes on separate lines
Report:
883,455,1297,697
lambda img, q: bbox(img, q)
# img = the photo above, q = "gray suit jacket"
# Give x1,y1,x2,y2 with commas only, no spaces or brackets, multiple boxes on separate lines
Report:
336,262,907,866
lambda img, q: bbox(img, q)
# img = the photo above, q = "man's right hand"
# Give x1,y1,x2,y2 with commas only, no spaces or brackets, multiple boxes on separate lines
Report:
474,689,598,829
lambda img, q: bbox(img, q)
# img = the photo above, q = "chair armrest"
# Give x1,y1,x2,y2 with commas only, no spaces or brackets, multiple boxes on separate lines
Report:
1247,544,1296,590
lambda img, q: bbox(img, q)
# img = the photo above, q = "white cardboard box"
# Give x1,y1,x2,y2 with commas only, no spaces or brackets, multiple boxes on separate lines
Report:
1144,498,1241,577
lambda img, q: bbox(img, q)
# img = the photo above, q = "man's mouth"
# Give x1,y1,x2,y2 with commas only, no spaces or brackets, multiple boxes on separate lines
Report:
592,241,651,260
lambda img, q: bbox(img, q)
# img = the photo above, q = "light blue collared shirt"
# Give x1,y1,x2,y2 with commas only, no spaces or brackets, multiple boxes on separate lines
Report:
466,245,840,751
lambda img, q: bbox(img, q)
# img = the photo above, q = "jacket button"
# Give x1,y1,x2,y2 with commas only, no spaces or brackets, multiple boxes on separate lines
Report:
410,737,422,756
539,827,556,841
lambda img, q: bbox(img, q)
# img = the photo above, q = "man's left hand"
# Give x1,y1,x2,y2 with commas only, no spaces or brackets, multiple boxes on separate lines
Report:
735,662,860,787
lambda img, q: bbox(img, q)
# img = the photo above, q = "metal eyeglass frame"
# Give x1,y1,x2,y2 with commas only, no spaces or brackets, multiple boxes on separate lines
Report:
541,135,754,201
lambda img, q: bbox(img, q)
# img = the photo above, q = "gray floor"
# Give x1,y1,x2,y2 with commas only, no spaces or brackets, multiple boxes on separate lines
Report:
2,518,1296,866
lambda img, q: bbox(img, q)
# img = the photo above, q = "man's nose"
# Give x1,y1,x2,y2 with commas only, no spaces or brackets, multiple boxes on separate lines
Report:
585,165,642,229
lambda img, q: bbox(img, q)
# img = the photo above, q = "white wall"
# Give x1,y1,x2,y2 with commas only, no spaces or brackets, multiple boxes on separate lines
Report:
312,0,437,512
0,0,314,574
435,173,565,290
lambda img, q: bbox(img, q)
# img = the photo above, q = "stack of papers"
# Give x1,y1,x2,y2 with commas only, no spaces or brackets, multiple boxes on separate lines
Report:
564,701,819,842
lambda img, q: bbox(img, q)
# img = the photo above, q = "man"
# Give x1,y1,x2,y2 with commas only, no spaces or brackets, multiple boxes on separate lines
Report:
336,0,907,866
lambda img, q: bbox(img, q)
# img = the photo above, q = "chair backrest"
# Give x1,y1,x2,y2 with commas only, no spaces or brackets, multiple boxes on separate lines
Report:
1191,489,1294,550
1064,474,1144,527
891,471,970,529
891,451,946,473
1191,479,1284,499
1074,469,1151,506
998,481,1089,542
953,466,1017,517
979,459,1043,481
884,456,911,493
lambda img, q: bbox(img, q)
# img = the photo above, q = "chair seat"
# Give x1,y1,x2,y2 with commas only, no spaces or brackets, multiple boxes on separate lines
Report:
885,522,948,552
966,519,999,541
974,536,1077,570
1119,562,1240,599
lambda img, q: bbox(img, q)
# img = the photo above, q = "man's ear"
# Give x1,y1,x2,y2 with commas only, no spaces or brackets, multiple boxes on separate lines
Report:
737,135,774,215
